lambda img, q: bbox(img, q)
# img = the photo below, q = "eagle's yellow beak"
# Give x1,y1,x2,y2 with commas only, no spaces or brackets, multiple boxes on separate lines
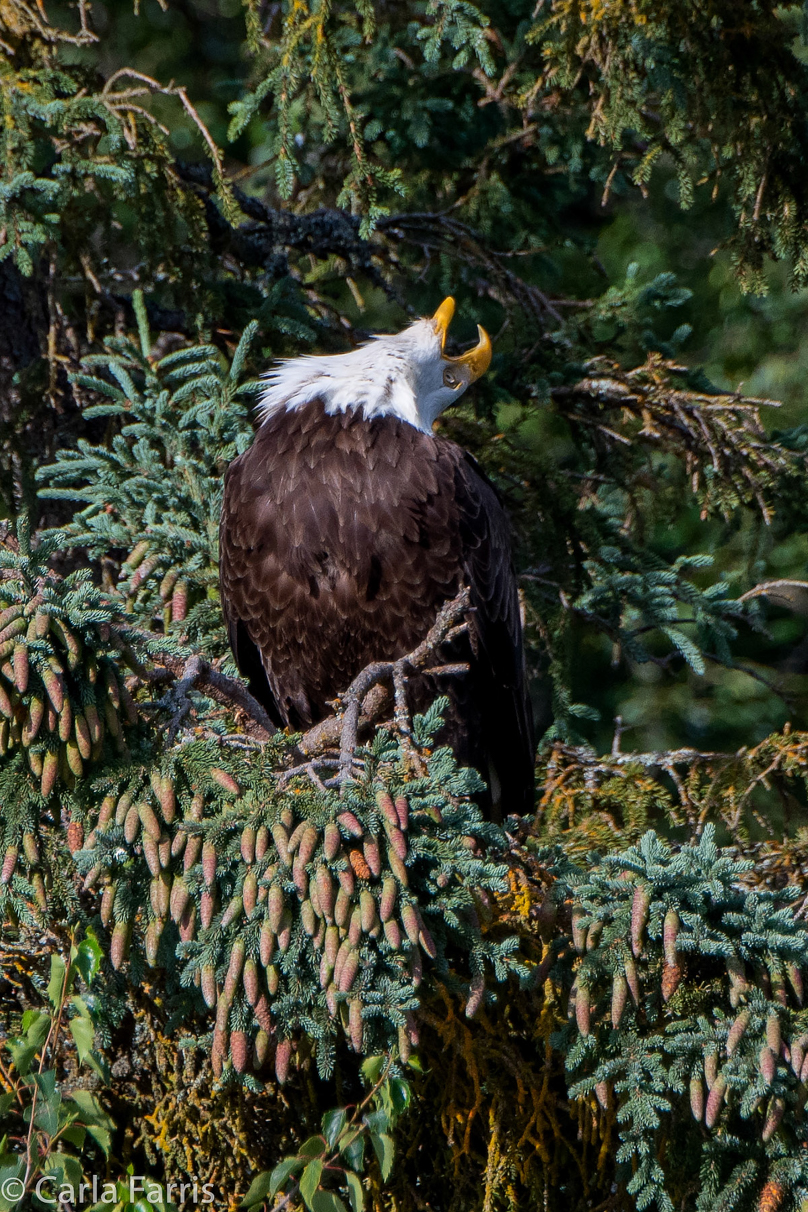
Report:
431,296,492,383
432,296,456,346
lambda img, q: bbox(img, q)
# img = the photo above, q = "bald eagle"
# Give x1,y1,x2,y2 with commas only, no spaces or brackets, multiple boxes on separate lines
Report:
219,298,535,817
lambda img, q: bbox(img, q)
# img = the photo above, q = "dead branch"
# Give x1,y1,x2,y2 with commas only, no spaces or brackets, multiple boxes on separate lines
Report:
333,587,472,785
101,69,233,208
144,653,277,742
138,591,471,790
550,354,804,522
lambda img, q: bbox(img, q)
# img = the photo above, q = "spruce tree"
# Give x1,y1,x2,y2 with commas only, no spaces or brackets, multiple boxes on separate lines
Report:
5,3,808,1211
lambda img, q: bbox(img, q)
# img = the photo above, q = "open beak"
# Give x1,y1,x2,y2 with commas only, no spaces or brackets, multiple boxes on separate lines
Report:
431,296,492,382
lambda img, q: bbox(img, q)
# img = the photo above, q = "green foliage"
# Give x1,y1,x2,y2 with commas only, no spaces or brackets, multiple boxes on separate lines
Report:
242,1056,412,1212
572,549,742,675
228,0,497,231
0,517,146,812
59,709,519,1079
0,17,210,279
229,1,407,233
555,827,808,1212
0,933,115,1211
37,293,260,653
531,1,808,291
7,1,808,1210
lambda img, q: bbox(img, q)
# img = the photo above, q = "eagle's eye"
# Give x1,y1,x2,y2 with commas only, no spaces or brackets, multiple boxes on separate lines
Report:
443,368,461,389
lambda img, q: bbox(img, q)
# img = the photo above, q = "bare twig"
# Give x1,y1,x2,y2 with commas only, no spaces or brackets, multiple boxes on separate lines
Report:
6,0,97,44
100,69,233,209
702,651,794,711
738,580,808,603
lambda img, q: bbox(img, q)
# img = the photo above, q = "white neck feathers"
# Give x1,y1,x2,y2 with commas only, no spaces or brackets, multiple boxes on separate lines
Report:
256,320,443,433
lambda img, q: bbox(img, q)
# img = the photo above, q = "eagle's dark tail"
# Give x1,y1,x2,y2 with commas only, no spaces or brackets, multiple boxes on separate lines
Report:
418,625,536,823
483,688,536,823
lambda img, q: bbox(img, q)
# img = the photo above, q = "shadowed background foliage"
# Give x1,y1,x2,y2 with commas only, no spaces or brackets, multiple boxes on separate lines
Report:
7,3,808,1211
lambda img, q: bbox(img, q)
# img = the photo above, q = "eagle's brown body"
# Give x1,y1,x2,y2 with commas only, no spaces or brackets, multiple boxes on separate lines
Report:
219,398,534,816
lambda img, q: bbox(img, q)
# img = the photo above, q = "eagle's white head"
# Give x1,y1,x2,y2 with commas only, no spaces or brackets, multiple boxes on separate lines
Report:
256,297,491,433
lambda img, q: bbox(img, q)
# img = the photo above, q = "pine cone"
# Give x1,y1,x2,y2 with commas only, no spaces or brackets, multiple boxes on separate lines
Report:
758,1181,785,1212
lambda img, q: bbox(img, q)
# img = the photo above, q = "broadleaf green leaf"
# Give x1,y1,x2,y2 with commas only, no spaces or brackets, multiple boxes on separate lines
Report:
240,1171,272,1208
69,1015,95,1064
340,1133,365,1173
299,1136,326,1159
322,1109,347,1150
74,932,102,984
345,1171,364,1212
268,1157,304,1198
370,1133,394,1181
311,1192,347,1212
47,955,67,1008
300,1160,324,1211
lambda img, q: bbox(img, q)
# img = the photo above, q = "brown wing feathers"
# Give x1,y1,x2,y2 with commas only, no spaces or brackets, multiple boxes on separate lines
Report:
219,398,535,816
